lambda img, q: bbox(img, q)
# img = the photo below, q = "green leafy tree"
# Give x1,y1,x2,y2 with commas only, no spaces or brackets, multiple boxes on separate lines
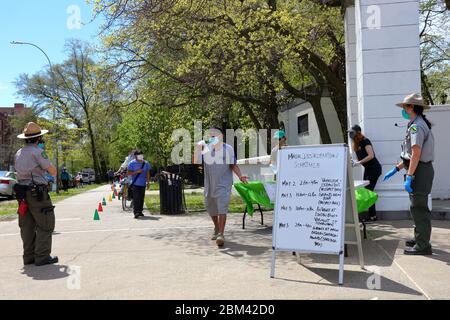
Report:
15,40,123,181
93,0,347,143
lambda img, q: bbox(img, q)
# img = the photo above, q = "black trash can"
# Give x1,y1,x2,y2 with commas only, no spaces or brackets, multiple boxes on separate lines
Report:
158,172,186,214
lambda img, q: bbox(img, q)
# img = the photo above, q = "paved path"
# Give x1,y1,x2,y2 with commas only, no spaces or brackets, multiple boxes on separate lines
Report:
0,185,449,299
145,187,203,196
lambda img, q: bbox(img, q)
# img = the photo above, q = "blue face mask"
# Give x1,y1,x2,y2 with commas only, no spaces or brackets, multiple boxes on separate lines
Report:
402,109,411,120
209,137,219,146
37,142,45,149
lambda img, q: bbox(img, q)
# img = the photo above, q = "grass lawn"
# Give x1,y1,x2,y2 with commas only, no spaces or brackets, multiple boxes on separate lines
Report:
145,191,251,214
49,184,103,203
0,202,19,216
0,184,103,217
148,182,159,191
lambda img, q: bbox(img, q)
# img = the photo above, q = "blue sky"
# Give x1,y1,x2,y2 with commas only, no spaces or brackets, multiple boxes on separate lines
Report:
0,0,103,106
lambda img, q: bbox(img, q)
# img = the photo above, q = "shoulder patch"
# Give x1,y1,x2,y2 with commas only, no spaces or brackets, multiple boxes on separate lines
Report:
409,125,418,133
41,151,48,159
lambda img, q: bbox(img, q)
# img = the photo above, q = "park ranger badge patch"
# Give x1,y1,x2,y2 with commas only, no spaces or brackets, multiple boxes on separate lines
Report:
41,151,48,159
409,125,418,134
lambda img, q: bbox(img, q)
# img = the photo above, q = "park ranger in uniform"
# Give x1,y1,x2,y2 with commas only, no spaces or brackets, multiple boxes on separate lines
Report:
14,122,59,266
384,93,435,255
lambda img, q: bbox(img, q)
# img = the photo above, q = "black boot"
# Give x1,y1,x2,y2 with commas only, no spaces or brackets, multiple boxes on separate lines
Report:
405,239,416,247
35,256,58,266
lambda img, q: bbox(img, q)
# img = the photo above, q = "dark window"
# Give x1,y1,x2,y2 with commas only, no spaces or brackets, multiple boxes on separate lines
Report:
297,114,309,135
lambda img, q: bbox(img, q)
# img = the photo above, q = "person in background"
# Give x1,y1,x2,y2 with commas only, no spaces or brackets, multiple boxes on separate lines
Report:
270,130,288,174
384,93,435,255
60,167,70,192
75,172,82,188
193,127,248,247
348,125,382,222
115,149,137,199
127,150,151,219
107,169,114,184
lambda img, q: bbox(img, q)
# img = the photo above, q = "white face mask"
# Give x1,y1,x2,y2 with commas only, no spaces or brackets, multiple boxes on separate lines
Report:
136,155,144,161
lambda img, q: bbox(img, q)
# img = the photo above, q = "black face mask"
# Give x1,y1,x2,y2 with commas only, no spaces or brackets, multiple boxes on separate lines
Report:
349,131,357,139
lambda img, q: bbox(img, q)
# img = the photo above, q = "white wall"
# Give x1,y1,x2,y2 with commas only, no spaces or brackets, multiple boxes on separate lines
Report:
278,97,344,146
352,0,422,212
427,105,450,199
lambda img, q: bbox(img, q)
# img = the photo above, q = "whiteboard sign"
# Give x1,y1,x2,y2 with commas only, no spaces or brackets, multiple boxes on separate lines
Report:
272,144,348,254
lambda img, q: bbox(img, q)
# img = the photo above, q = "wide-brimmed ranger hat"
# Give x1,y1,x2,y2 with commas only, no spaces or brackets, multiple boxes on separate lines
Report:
395,93,431,110
17,122,49,139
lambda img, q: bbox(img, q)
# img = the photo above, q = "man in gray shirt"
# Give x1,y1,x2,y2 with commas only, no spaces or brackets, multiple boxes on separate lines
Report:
194,127,248,247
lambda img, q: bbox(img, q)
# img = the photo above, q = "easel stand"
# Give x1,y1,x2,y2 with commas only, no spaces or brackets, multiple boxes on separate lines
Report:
270,144,365,285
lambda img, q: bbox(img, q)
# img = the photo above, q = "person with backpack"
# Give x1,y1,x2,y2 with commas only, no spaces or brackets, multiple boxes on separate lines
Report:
127,150,151,219
60,167,70,192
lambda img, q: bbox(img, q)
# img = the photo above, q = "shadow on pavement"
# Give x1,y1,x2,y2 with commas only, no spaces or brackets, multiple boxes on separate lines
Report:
426,248,450,265
137,216,161,221
22,264,70,281
276,267,423,297
218,240,269,257
247,226,273,235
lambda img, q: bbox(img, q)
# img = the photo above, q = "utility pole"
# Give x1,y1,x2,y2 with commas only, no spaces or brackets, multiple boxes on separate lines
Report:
11,41,60,193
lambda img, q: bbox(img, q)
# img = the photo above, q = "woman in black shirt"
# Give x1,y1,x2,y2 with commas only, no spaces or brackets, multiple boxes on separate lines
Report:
349,125,382,221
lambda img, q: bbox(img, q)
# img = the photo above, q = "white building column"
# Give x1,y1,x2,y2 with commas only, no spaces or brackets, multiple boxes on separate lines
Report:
345,5,359,127
351,0,422,214
345,5,365,180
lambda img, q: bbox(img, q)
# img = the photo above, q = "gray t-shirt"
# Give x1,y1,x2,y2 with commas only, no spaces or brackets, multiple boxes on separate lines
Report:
15,144,52,185
401,115,434,162
202,143,236,198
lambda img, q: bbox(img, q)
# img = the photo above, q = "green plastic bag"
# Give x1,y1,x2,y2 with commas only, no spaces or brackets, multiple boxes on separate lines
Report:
355,188,378,213
233,181,274,216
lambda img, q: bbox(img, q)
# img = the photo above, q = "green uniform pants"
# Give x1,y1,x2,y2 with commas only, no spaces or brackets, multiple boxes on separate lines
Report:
18,189,55,264
408,162,434,251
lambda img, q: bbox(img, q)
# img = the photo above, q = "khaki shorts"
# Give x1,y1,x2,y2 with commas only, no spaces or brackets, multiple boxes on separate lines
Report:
205,195,231,216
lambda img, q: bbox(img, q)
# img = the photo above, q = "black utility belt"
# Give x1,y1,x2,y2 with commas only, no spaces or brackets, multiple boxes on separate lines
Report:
14,184,49,202
401,158,432,166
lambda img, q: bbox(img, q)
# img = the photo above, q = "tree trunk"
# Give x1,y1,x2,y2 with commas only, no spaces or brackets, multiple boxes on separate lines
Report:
328,89,348,142
100,158,108,182
242,103,262,130
309,91,332,144
421,69,434,105
85,115,101,183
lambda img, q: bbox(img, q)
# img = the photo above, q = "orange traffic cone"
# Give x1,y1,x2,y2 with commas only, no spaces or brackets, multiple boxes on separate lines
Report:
98,202,103,213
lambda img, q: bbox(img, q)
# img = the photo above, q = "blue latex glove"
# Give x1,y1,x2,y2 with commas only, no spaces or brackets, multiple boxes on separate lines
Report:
404,175,413,193
383,167,398,181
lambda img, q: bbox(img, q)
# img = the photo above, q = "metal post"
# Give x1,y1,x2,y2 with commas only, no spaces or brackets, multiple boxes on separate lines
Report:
11,41,59,193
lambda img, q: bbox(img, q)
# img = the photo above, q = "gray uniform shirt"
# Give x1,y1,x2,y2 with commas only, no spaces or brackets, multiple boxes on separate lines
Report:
401,115,434,162
202,143,236,198
15,144,52,185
